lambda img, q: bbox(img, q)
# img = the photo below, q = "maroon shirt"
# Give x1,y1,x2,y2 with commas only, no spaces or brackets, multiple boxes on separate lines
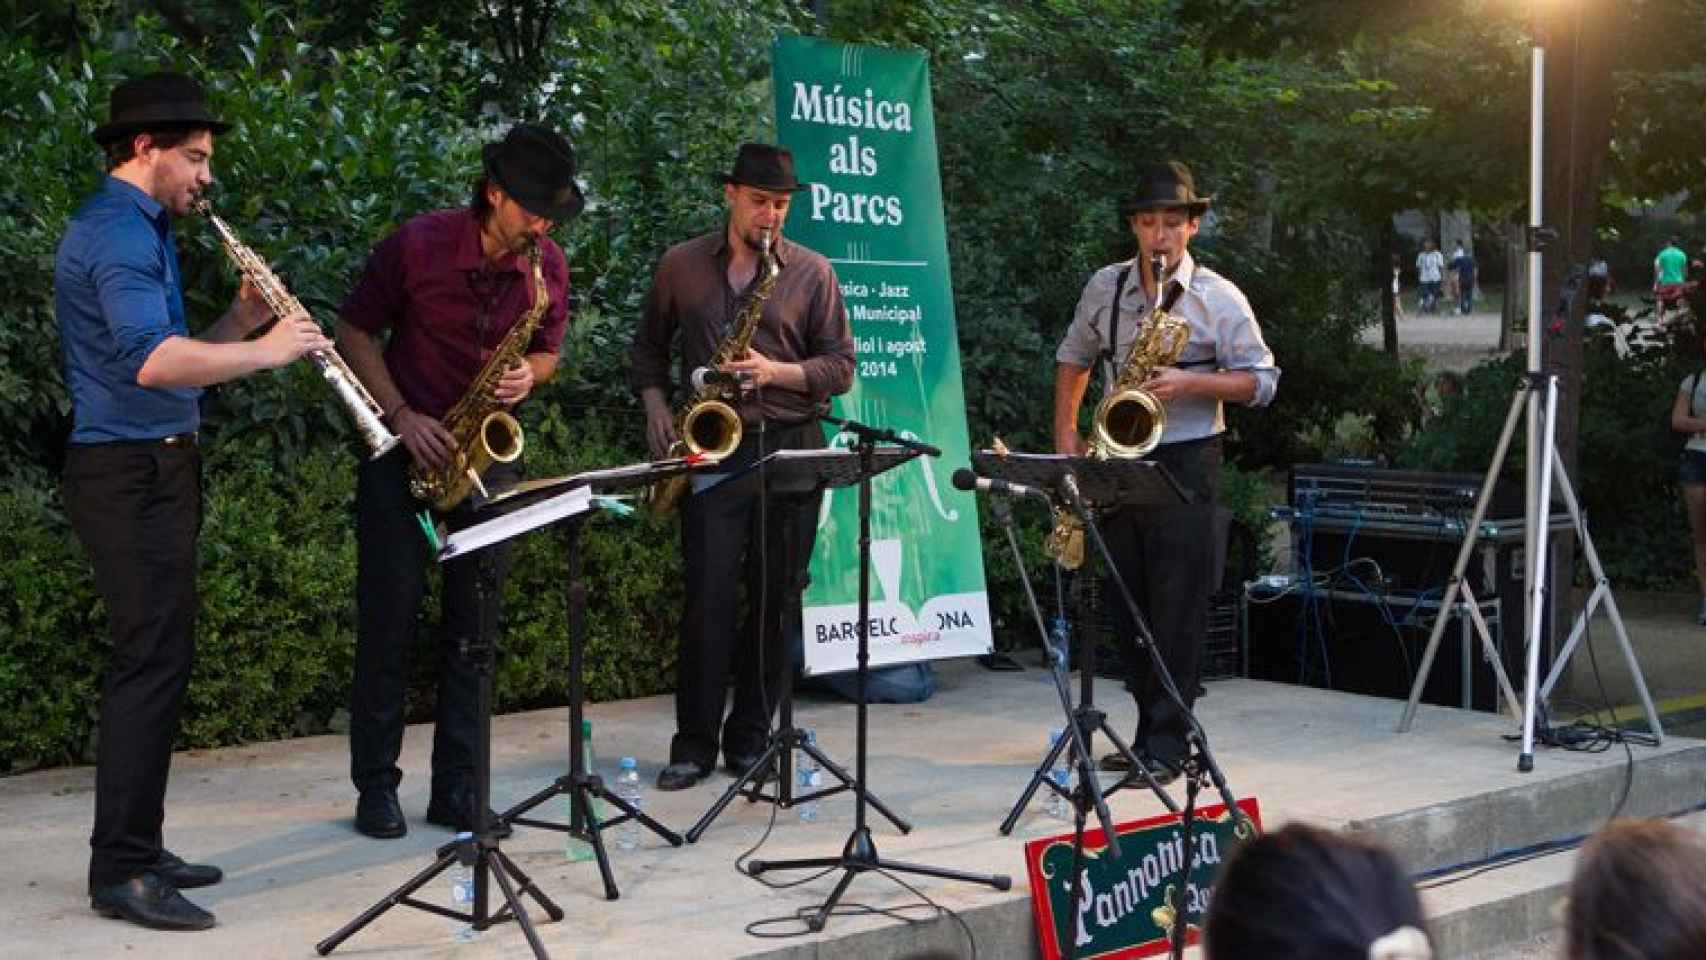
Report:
627,229,853,425
339,207,570,419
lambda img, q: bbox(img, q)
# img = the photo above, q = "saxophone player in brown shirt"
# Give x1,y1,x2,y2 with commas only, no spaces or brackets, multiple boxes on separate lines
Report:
627,143,854,791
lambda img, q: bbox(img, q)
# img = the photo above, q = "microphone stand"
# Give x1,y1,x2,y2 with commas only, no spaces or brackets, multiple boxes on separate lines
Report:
1056,472,1255,960
747,415,1010,929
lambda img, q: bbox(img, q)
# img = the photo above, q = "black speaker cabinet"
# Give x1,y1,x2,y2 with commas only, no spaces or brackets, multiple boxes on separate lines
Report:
1246,533,1553,712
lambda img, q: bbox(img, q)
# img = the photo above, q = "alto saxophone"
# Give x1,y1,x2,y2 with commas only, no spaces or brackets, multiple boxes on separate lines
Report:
194,199,400,459
646,227,780,516
1045,253,1191,569
407,241,551,511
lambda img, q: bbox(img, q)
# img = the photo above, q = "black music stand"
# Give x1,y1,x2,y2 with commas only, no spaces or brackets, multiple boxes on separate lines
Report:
316,521,578,959
316,459,701,959
480,461,699,900
686,447,910,843
973,451,1255,960
746,425,1012,930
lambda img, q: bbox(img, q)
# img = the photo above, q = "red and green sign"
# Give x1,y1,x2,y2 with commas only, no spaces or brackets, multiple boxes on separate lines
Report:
1024,798,1262,959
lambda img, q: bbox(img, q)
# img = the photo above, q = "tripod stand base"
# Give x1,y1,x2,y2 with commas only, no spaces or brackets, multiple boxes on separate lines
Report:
315,833,563,958
747,826,1011,932
687,726,911,843
502,771,684,900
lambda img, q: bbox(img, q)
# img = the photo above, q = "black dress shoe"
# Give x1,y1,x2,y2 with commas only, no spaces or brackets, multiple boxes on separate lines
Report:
723,753,776,784
154,850,222,889
655,760,711,791
91,872,216,931
426,790,513,839
355,787,407,839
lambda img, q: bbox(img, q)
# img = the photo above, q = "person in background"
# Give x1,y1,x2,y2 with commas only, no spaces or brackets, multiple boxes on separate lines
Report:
1654,237,1691,327
1670,356,1706,625
1565,819,1706,960
1390,253,1407,320
1205,823,1434,960
1450,241,1477,315
1415,238,1445,313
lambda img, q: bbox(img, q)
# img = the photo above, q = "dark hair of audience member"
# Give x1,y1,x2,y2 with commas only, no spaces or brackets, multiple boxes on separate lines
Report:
1205,823,1431,960
1567,819,1706,960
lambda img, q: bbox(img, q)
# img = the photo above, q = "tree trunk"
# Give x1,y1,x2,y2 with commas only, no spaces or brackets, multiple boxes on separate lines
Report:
1380,218,1399,359
1537,0,1617,672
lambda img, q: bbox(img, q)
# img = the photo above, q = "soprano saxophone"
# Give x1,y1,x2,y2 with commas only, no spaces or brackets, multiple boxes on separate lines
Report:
194,198,400,460
407,241,551,512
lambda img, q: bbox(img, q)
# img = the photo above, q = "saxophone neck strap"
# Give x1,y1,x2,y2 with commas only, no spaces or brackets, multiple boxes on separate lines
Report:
1102,265,1133,375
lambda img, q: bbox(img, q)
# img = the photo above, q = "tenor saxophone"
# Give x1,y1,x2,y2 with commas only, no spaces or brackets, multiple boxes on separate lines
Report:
407,241,551,511
646,227,780,516
194,199,400,459
1045,253,1191,568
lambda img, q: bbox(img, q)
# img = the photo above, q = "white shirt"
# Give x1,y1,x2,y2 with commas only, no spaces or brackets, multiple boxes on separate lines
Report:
1056,251,1279,444
1416,250,1445,283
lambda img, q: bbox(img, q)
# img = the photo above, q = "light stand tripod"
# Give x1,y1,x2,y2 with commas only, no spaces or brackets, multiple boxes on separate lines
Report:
686,448,910,843
317,548,563,958
1400,13,1664,766
747,421,1011,930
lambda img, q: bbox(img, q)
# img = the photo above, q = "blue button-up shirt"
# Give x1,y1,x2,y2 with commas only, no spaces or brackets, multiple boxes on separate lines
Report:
55,176,200,444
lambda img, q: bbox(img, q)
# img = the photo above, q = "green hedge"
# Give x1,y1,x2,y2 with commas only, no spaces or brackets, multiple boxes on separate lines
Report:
1,3,1477,772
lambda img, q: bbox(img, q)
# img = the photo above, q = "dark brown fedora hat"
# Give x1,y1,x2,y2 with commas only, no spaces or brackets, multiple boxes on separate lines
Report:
1119,161,1213,217
716,142,809,193
483,122,586,222
92,72,230,146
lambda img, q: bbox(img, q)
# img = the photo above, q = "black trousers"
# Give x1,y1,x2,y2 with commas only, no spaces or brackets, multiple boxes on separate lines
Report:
1102,436,1222,766
671,421,824,769
64,439,202,889
348,449,519,797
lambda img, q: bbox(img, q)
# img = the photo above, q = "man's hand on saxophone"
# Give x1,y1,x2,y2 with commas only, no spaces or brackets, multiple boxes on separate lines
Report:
491,360,535,406
390,407,457,473
721,347,806,392
255,309,334,367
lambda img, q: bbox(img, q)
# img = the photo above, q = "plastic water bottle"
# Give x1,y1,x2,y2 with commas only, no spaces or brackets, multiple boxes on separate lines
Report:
449,833,479,942
797,728,823,823
1046,729,1072,821
615,757,642,851
566,719,602,862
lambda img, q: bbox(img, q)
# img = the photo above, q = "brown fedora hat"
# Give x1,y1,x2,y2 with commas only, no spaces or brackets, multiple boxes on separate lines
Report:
1119,161,1213,217
92,72,230,145
716,142,809,193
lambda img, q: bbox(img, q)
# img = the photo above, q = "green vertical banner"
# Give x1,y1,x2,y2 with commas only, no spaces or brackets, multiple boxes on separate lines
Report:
773,36,991,676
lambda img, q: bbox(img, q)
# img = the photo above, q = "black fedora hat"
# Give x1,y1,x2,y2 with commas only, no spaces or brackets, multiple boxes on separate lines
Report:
92,72,230,145
717,143,809,193
482,123,586,222
1119,161,1212,217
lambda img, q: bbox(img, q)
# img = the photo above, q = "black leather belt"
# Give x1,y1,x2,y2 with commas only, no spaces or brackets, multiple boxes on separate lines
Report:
158,432,198,447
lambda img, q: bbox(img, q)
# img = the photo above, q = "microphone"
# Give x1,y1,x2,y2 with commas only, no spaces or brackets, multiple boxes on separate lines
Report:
951,468,1051,502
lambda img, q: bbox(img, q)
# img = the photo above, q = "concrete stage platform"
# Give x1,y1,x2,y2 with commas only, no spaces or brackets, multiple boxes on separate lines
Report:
4,661,1702,960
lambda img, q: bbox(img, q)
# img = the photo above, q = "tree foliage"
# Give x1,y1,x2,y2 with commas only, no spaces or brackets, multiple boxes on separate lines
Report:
5,0,1704,771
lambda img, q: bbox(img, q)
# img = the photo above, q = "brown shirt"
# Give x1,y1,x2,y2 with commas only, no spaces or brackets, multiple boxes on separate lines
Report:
627,229,853,425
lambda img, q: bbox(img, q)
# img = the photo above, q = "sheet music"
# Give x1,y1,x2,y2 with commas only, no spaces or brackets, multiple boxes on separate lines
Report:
439,485,593,561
